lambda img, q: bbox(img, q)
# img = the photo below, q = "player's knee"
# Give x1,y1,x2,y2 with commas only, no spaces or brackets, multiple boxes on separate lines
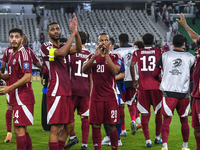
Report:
80,115,88,119
14,126,26,136
51,125,63,135
194,129,200,137
92,124,101,128
106,124,115,132
7,105,12,110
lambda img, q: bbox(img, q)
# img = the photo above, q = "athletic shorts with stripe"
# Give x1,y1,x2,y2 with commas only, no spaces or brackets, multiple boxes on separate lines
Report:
137,90,162,114
161,97,190,117
121,87,137,105
47,96,74,124
13,104,34,126
89,101,120,125
192,98,200,129
72,95,89,117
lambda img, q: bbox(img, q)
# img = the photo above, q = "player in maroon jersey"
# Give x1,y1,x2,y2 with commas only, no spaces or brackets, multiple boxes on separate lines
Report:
130,33,163,147
2,33,41,143
0,28,35,150
177,13,200,150
41,13,82,150
64,31,90,150
83,33,122,150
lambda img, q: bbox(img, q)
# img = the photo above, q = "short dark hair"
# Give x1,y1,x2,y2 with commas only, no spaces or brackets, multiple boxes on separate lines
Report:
134,40,144,49
60,37,68,43
98,33,109,41
119,33,129,44
142,33,154,45
9,28,23,37
110,38,115,45
79,31,87,44
173,34,185,47
47,22,59,31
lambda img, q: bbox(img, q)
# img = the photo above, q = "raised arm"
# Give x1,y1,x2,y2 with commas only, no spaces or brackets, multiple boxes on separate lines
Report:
176,13,199,43
54,13,81,57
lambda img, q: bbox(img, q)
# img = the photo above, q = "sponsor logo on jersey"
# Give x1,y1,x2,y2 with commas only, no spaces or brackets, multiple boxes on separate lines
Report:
173,58,182,67
13,59,16,65
23,63,29,69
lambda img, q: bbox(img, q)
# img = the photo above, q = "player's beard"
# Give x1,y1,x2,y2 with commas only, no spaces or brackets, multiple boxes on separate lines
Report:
50,33,61,41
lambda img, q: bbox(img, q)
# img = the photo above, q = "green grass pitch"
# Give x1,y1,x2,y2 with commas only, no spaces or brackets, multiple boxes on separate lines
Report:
0,81,196,150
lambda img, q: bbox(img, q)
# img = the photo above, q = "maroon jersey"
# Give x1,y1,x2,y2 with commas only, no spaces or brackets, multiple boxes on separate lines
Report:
85,53,122,102
24,47,39,65
8,47,35,106
2,46,13,63
131,47,164,90
70,49,91,97
191,50,200,98
41,42,71,97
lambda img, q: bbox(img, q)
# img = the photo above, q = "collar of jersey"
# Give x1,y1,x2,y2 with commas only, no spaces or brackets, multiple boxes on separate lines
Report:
173,49,184,52
144,47,152,49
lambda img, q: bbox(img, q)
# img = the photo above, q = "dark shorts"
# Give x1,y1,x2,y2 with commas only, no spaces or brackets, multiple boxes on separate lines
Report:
161,97,190,117
47,96,74,124
13,104,34,126
121,87,136,102
89,101,120,125
72,95,89,117
138,90,162,114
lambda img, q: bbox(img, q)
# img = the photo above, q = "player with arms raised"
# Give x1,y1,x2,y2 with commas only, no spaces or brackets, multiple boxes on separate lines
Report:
83,33,122,150
41,13,82,150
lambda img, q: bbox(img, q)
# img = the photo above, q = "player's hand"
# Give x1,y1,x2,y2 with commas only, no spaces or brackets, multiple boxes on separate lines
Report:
94,43,104,58
133,81,138,89
176,13,187,27
70,13,78,35
0,86,10,95
102,41,111,55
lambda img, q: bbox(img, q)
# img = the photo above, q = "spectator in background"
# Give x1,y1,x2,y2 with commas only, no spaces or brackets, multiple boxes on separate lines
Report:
164,43,169,51
40,33,45,44
36,14,41,25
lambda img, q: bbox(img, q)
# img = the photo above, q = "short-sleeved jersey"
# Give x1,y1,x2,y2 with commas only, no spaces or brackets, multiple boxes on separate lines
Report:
85,53,122,101
131,47,164,90
2,46,13,63
7,46,35,106
70,48,91,97
191,50,200,98
41,41,71,97
24,47,39,65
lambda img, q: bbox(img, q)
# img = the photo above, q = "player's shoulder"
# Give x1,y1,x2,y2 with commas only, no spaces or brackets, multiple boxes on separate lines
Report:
41,42,53,49
4,46,13,53
110,52,122,59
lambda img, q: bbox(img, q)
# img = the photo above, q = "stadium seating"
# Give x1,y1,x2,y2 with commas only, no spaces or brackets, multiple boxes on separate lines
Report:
0,10,164,44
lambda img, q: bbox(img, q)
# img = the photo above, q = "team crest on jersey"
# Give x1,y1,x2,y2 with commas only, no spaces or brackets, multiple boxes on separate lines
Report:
23,63,29,69
13,59,16,65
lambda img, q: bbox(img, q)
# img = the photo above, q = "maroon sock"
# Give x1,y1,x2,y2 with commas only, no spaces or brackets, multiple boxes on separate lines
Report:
136,108,140,118
162,117,172,143
49,142,58,150
6,110,12,132
120,105,125,130
195,136,200,150
180,117,190,142
141,115,150,140
109,128,118,150
70,130,75,137
81,117,89,144
58,140,65,150
92,127,101,150
25,132,32,150
16,135,27,150
155,114,162,136
128,104,136,121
